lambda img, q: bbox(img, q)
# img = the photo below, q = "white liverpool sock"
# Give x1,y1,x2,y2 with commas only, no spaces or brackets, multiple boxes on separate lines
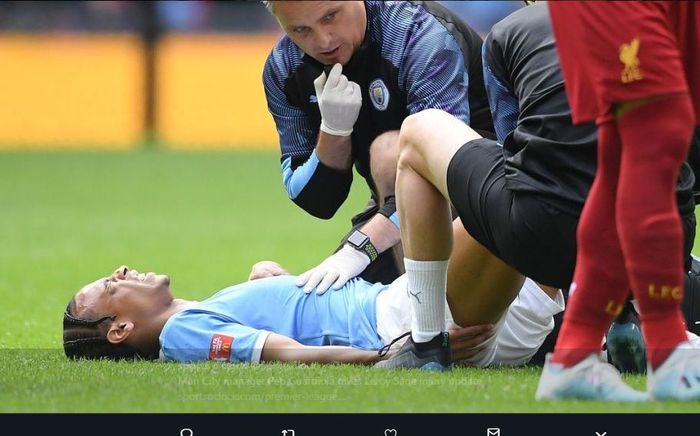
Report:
404,258,448,343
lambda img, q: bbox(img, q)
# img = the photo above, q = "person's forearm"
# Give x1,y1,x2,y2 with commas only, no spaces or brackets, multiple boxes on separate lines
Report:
282,149,353,219
315,131,353,171
308,346,380,365
359,213,401,254
264,345,380,365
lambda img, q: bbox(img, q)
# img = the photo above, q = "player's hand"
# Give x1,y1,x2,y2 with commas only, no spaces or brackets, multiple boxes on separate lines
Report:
313,63,362,137
248,261,289,281
296,245,370,295
448,324,496,364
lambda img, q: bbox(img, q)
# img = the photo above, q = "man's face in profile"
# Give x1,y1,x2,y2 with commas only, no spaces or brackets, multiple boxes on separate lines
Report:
73,265,172,324
272,1,367,66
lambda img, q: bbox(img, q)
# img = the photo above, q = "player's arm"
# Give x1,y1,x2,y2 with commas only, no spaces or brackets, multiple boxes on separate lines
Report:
160,318,380,365
264,58,356,219
482,29,520,143
260,333,380,365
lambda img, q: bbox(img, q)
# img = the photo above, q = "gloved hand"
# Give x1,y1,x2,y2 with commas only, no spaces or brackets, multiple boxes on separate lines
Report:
313,63,362,137
296,245,370,294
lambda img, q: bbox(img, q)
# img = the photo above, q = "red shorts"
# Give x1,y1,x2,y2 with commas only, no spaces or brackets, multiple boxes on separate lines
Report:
548,1,700,124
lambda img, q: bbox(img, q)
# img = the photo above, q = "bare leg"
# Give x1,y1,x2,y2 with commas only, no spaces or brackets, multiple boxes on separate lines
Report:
396,109,480,260
447,219,524,325
379,109,521,369
398,110,522,324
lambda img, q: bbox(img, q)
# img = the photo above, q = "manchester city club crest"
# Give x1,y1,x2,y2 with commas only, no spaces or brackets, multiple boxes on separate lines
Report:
369,78,389,111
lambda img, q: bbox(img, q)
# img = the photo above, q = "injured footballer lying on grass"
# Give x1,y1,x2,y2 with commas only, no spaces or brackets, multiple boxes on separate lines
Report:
62,256,564,367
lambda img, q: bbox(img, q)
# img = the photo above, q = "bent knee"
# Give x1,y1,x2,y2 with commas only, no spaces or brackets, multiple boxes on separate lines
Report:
398,110,444,167
400,109,479,152
398,109,479,171
400,109,448,148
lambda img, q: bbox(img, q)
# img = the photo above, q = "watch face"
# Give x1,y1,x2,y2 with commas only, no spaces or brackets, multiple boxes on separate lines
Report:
347,231,368,247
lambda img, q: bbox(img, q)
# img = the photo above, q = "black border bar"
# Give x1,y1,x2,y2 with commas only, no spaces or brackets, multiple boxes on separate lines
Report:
0,413,696,436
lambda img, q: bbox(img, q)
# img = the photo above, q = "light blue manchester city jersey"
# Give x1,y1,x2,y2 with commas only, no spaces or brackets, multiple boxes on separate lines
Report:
159,276,387,364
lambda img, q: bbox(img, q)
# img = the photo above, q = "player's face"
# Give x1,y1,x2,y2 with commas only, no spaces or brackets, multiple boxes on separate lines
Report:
73,265,172,320
273,1,366,66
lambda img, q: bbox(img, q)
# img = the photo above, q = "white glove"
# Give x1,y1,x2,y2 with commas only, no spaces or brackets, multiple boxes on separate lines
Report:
296,245,371,295
313,63,362,137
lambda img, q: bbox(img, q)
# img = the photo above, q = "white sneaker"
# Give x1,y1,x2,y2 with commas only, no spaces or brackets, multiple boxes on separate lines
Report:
536,353,648,402
648,341,700,401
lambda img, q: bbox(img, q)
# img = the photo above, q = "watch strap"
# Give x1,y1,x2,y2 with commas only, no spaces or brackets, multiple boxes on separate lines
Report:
362,240,379,263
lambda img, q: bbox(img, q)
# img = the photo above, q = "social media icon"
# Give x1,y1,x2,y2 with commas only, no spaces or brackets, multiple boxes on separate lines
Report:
384,429,397,436
281,430,295,436
180,429,193,436
487,428,500,436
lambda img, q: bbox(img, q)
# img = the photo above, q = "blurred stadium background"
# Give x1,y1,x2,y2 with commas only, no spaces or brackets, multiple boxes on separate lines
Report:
0,1,522,150
8,1,691,413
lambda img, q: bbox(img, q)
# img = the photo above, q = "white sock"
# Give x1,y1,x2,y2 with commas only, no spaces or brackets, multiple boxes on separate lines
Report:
404,258,448,343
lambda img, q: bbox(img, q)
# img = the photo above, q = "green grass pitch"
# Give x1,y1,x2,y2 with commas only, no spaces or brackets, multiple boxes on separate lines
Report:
0,150,697,413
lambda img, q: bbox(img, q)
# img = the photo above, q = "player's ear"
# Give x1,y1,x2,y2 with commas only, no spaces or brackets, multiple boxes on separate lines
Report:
107,321,134,345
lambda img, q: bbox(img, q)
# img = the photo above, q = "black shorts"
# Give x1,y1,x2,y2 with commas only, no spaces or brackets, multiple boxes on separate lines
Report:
446,138,579,289
683,255,700,336
446,138,697,289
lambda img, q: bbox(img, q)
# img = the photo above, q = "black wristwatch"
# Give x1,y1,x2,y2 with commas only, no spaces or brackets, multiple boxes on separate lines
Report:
346,230,379,262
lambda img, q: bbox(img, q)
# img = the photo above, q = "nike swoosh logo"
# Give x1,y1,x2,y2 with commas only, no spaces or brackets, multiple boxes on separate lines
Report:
695,321,700,325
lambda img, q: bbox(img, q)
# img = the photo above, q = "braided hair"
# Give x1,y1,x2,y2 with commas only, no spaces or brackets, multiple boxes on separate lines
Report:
62,298,155,360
